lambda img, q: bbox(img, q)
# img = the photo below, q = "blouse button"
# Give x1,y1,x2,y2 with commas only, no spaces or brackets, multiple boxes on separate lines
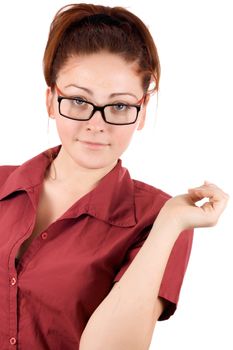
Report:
41,232,48,240
9,337,17,345
10,277,17,286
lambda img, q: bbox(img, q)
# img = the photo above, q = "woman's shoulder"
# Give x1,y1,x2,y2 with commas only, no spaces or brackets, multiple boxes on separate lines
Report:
0,165,19,182
0,165,19,199
132,178,172,218
133,178,171,201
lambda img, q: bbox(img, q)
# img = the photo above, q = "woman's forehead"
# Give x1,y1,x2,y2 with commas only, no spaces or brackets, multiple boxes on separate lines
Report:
57,53,143,95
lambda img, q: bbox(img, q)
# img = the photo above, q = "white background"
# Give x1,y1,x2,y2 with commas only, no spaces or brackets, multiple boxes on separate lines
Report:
0,1,232,349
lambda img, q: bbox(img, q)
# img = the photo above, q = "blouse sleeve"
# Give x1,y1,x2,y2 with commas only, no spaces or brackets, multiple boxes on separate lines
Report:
113,227,194,320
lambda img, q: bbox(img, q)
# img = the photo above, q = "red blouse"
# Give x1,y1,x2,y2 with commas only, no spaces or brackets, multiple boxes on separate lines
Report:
0,144,193,349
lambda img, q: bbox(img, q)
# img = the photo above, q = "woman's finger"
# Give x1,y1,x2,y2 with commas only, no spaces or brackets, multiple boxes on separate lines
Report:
188,186,228,203
190,182,229,196
188,183,228,199
188,185,229,224
204,180,217,187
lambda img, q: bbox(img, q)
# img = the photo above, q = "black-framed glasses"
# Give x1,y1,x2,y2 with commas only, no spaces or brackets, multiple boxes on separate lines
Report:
55,85,144,126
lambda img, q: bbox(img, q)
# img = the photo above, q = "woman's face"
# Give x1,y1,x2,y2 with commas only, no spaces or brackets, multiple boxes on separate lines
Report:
46,51,149,171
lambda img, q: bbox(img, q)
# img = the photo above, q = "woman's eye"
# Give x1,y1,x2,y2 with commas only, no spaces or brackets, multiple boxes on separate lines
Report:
113,103,128,111
73,98,86,105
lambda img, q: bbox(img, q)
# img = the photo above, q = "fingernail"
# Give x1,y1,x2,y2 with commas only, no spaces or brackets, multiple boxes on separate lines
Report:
204,180,212,184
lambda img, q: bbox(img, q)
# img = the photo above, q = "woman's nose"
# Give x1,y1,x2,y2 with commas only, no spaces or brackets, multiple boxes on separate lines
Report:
85,110,106,131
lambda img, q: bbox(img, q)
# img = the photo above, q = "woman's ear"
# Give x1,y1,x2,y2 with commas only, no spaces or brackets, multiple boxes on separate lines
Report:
137,94,150,130
46,87,55,118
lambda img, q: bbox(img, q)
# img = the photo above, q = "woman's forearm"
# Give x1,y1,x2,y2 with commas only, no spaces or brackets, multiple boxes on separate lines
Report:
79,218,181,350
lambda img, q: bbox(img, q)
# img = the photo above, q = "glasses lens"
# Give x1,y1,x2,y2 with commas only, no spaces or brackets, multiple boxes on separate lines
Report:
105,104,138,124
59,98,139,125
60,98,93,120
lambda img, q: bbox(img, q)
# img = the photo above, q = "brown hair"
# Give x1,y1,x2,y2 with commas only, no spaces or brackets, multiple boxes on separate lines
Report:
43,3,161,94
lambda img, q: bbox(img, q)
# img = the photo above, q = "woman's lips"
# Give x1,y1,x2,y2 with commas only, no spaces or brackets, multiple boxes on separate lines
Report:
79,140,109,149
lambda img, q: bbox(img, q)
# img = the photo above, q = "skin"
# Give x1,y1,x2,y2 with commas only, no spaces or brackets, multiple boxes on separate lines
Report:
46,51,149,194
46,50,229,235
44,50,229,348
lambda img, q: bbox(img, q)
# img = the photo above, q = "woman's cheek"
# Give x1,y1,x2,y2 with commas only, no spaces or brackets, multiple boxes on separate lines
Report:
56,118,78,139
118,128,137,148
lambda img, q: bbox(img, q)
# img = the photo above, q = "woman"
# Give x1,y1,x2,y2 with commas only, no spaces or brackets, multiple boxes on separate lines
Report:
0,3,228,350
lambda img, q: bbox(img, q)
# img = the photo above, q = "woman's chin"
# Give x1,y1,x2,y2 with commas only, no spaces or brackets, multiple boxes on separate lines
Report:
73,156,116,171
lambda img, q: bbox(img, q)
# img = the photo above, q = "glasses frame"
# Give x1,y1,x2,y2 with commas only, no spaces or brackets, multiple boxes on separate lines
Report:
55,85,145,126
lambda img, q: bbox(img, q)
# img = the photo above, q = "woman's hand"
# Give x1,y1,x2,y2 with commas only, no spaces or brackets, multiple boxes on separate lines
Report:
157,181,229,232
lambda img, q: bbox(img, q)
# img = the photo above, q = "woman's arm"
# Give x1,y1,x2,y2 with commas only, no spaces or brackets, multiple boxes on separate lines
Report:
80,219,182,350
79,182,229,350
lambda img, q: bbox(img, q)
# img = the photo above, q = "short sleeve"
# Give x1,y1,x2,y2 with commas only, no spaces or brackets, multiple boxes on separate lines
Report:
113,227,194,320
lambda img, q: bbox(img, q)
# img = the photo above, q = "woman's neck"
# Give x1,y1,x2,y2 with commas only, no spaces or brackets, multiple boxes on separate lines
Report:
46,146,117,194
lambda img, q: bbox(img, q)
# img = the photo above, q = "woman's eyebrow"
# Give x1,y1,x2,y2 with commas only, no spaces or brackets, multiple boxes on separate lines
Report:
64,83,139,100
